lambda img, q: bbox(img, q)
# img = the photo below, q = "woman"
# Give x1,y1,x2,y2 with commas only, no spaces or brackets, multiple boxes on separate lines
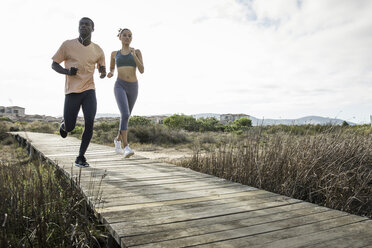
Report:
108,28,144,158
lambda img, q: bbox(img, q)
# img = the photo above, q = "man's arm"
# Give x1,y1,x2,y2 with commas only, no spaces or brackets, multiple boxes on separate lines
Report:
51,61,77,75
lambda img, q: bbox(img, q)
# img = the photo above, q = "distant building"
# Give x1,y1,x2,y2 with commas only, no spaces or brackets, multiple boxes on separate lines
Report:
0,106,25,117
220,113,249,124
148,115,168,124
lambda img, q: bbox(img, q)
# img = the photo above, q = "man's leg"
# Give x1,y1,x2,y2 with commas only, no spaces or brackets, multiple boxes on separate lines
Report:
63,93,82,133
79,90,97,157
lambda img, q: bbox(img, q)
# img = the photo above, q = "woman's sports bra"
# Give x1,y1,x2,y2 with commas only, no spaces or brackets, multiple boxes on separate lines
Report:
115,50,136,68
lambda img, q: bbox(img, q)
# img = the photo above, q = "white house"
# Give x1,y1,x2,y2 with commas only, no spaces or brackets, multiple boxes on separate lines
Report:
148,115,168,124
220,113,249,124
0,106,25,117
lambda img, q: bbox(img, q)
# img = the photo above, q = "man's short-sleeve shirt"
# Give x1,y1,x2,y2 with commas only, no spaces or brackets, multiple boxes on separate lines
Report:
52,39,105,94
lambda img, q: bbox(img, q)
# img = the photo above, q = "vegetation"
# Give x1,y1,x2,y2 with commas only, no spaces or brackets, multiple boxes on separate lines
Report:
3,116,372,219
0,124,109,247
178,128,372,218
163,114,252,132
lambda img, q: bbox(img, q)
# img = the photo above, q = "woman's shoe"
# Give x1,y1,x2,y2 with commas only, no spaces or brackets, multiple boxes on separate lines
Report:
124,145,134,158
114,139,124,154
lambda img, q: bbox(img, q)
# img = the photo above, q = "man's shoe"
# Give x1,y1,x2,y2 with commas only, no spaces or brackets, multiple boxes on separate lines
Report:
59,121,67,138
75,156,89,168
123,145,134,158
114,139,124,154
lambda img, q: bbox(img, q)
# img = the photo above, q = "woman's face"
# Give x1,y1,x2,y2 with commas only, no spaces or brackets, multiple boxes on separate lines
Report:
120,30,132,45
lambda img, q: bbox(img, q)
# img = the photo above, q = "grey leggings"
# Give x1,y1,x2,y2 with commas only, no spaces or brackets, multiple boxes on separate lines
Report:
114,78,138,130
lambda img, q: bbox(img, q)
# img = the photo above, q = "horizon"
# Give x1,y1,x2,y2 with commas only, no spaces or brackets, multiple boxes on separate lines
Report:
8,109,365,124
1,0,371,124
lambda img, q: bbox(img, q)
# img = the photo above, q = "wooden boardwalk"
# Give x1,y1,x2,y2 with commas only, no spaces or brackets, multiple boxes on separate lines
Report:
11,131,372,248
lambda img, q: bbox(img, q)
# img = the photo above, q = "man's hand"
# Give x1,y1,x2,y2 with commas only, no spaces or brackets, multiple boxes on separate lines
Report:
107,72,114,78
68,67,78,76
99,65,106,79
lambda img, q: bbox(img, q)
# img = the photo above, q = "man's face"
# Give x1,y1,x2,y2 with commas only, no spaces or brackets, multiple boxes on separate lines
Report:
79,19,93,36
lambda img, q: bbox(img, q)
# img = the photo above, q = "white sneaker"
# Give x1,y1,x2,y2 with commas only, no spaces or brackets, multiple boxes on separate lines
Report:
124,145,134,158
114,139,124,154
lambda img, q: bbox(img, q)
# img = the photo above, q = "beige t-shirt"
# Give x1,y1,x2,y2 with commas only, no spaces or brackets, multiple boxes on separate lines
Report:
52,39,106,94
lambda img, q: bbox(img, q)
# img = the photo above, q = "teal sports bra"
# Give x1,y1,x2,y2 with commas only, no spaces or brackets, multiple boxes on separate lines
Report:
115,50,136,68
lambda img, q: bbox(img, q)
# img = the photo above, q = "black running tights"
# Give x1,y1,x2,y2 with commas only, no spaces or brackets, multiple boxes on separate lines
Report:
63,89,97,157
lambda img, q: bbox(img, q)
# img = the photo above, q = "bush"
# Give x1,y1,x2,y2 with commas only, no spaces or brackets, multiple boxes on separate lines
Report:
128,125,189,145
0,116,13,122
197,117,224,132
163,114,200,131
70,125,84,136
234,117,252,127
129,116,152,127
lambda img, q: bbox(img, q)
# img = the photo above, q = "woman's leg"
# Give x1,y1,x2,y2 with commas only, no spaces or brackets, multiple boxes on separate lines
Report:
115,130,121,143
114,81,130,147
120,130,128,147
121,82,138,147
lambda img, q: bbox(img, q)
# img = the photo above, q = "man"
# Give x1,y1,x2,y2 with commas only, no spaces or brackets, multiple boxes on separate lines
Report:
51,17,106,168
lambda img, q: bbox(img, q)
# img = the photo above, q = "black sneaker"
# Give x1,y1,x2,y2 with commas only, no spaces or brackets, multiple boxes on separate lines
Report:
59,121,67,138
75,156,89,168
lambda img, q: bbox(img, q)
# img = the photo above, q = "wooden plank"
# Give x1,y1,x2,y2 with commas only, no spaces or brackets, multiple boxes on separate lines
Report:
100,192,277,223
108,202,312,237
98,190,268,213
86,186,257,208
123,206,332,246
195,216,370,248
301,233,372,248
126,211,351,248
101,194,294,223
108,197,302,233
261,219,372,248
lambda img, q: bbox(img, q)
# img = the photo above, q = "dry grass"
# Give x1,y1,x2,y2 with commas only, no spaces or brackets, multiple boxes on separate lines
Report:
4,119,372,218
0,132,109,247
178,129,372,218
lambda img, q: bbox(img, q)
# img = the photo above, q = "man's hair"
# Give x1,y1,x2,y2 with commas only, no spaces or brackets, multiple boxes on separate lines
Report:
80,17,94,29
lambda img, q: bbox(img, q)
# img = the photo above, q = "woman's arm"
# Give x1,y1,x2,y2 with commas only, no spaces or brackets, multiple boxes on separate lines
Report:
131,49,144,74
107,51,116,78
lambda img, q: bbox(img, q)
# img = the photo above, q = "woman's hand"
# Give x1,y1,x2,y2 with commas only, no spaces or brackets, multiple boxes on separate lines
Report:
107,72,114,78
131,48,137,57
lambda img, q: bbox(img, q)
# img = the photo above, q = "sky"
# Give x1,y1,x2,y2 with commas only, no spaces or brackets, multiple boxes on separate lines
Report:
0,0,371,124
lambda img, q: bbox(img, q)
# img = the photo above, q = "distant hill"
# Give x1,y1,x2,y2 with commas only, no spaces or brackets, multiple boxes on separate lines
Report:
191,113,355,126
95,113,120,118
94,113,355,126
249,115,355,126
192,113,221,119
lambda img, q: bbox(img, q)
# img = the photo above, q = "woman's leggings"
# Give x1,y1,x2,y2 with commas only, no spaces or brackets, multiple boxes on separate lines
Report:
63,89,97,157
114,78,138,130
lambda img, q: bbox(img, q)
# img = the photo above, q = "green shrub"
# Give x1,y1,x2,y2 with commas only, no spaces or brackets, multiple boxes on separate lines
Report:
0,116,13,122
163,114,200,131
70,125,84,135
197,117,224,132
128,125,189,145
129,116,152,127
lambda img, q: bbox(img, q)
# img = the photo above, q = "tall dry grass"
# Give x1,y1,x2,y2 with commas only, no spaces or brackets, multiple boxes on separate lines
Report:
0,131,108,247
179,129,372,218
